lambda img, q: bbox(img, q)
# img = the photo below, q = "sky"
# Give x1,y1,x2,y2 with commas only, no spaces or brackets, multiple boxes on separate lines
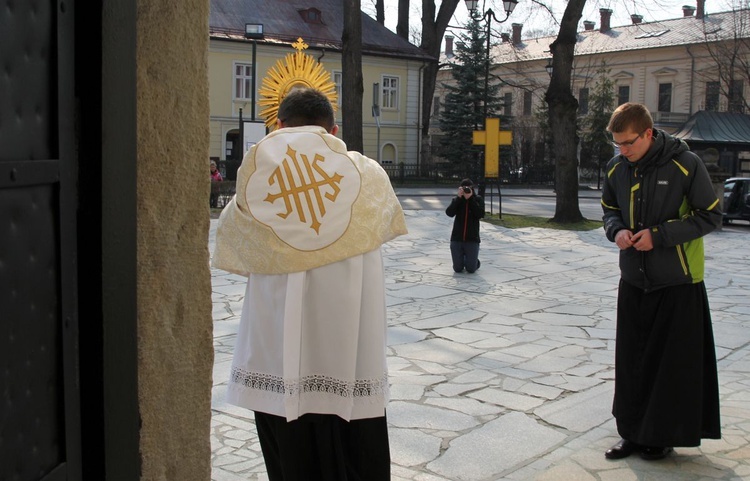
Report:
365,0,739,42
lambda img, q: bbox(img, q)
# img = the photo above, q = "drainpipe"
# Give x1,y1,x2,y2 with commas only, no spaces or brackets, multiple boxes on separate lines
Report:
686,45,695,113
418,61,427,173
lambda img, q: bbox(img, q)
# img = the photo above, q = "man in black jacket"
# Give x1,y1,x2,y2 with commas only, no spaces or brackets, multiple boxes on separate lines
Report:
446,178,485,273
601,102,721,462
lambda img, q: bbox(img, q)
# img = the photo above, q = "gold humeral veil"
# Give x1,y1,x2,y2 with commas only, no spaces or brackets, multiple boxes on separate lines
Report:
212,39,406,276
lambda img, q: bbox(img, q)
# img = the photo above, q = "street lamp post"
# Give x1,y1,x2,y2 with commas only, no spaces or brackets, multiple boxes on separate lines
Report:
239,23,264,165
464,0,519,214
245,23,264,121
238,107,243,163
465,0,519,120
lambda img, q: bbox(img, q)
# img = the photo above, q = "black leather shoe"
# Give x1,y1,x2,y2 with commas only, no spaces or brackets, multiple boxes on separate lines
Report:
605,439,639,459
640,446,673,460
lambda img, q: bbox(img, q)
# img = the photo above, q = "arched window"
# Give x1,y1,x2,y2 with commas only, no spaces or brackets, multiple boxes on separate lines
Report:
381,143,397,165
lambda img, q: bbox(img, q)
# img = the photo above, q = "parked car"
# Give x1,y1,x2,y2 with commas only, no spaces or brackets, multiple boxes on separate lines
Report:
723,177,750,224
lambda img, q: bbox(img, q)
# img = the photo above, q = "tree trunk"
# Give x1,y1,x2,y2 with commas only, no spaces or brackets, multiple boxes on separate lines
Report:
419,0,460,172
376,0,385,25
397,0,409,40
342,0,364,152
546,0,586,223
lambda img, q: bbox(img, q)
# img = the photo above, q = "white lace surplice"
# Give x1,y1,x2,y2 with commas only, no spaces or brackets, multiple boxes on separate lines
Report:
226,249,389,422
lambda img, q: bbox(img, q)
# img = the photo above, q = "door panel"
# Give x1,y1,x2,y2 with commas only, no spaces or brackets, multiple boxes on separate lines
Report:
0,0,81,479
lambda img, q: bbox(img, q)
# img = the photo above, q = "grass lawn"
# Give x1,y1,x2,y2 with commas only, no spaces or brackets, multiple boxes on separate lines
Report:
483,213,603,231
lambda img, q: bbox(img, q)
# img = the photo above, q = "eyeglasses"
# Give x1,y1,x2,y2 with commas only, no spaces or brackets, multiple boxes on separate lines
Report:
611,129,648,148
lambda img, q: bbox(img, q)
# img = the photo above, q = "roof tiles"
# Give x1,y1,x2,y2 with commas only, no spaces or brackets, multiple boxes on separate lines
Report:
210,0,432,61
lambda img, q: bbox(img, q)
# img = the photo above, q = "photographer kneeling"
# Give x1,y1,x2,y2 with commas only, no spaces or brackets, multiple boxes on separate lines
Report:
446,179,485,273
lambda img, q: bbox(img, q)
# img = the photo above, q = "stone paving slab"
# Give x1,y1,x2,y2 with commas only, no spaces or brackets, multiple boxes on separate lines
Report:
210,210,750,481
426,412,567,480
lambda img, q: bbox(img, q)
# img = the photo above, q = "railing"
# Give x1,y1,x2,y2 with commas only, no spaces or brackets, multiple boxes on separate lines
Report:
210,181,236,208
381,164,466,185
208,165,557,210
380,163,555,186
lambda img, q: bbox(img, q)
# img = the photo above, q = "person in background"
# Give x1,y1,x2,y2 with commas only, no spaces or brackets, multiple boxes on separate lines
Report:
210,160,223,208
601,102,722,461
210,160,223,182
212,88,407,480
446,178,485,273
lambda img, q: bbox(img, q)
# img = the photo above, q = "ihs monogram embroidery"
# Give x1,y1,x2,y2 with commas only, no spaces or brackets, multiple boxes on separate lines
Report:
246,130,361,252
264,145,343,234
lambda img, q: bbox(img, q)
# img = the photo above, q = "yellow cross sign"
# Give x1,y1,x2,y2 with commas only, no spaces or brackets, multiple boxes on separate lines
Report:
472,117,512,178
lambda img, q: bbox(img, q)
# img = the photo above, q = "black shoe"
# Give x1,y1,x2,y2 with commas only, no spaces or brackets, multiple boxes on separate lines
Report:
640,446,673,460
605,439,639,460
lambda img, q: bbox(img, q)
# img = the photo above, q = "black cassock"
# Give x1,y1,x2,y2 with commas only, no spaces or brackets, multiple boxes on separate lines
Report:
613,280,721,447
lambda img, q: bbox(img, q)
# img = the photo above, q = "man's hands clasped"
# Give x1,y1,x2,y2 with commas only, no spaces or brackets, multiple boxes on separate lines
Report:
615,228,653,251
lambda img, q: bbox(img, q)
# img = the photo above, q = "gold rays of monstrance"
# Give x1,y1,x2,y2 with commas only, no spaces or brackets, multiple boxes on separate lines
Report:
258,38,339,130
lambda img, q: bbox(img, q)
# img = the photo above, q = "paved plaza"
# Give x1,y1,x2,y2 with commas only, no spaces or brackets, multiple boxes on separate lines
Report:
210,205,750,480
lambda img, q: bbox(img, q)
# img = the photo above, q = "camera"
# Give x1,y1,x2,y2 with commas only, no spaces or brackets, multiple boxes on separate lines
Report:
462,186,471,193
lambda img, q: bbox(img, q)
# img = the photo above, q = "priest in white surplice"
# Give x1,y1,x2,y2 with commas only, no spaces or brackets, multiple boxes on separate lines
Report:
213,88,407,481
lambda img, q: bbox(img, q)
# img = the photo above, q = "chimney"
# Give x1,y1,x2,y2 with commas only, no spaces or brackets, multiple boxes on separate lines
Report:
512,23,523,45
682,5,695,16
445,35,454,57
631,14,643,24
600,8,612,33
500,32,511,43
583,20,596,31
696,0,705,19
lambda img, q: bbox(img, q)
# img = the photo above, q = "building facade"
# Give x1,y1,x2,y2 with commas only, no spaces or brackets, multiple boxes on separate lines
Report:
433,0,750,179
208,0,432,179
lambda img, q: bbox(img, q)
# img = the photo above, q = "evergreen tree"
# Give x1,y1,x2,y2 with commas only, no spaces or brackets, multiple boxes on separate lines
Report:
439,11,502,179
580,63,615,176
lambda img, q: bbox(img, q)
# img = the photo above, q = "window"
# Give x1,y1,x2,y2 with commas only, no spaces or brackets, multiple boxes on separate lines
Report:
658,83,672,112
433,96,441,117
503,92,512,116
617,85,630,105
523,91,532,116
634,29,670,39
705,81,720,111
333,71,342,107
382,76,399,109
382,143,397,165
299,8,323,24
234,63,253,100
578,87,589,115
729,79,745,113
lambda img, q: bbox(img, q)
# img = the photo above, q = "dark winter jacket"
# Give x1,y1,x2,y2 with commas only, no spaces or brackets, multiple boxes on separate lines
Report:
446,194,485,243
601,129,721,292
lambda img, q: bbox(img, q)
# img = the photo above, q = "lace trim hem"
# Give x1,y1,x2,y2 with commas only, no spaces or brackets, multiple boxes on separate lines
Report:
230,368,388,398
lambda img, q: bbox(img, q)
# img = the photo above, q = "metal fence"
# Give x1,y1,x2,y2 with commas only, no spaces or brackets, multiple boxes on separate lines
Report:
381,163,556,186
208,164,560,210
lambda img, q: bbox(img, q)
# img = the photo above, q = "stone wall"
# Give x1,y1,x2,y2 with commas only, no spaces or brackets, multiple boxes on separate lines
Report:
136,0,213,479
